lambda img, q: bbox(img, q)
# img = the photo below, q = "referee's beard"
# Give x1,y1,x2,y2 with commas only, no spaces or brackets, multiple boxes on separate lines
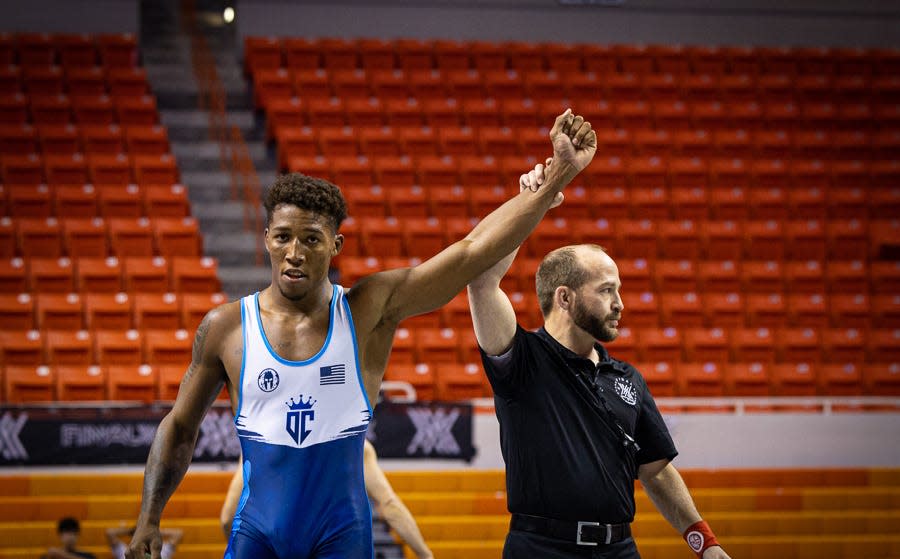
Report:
571,298,619,343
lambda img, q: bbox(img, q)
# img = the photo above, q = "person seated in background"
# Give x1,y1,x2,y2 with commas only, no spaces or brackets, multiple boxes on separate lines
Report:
42,517,96,559
106,525,182,559
220,440,434,559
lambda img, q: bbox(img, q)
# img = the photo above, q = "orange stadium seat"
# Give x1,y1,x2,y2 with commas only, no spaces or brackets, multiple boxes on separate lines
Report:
0,65,21,95
132,154,179,186
416,328,461,363
345,98,384,127
97,33,138,67
637,361,676,396
171,257,220,293
0,218,12,258
0,93,29,125
28,257,75,292
84,292,132,330
143,184,190,217
1,153,43,184
770,362,818,396
331,156,374,188
106,363,157,402
544,43,584,73
244,36,282,73
830,294,871,329
785,220,826,261
786,293,828,328
156,364,187,400
863,363,900,396
4,365,54,402
819,363,864,396
122,257,169,292
777,327,822,363
617,258,653,293
343,185,386,218
89,154,133,186
384,363,436,401
506,41,543,73
7,184,52,218
709,158,751,190
435,362,486,400
367,69,407,100
679,362,725,397
659,292,704,328
305,98,345,127
637,327,682,363
44,329,93,366
142,329,191,366
252,69,292,108
56,185,101,218
180,292,227,331
124,125,169,155
871,295,900,328
616,221,658,260
94,328,142,365
594,129,631,159
275,127,317,168
401,217,444,258
358,126,401,157
825,260,868,294
0,293,35,330
0,123,37,154
435,127,475,157
822,328,866,363
741,261,784,294
655,259,698,292
871,261,900,294
265,97,304,140
133,292,181,330
37,123,80,154
114,95,158,126
35,292,83,330
66,66,107,97
632,128,673,160
731,327,776,362
605,327,636,363
55,364,106,401
152,217,201,257
61,218,108,258
108,216,154,256
337,256,382,286
827,219,869,259
406,70,443,101
29,94,73,125
386,327,415,366
683,328,730,363
72,94,115,125
621,291,659,328
0,326,44,367
44,153,89,185
701,220,742,259
108,67,149,97
724,362,770,396
868,329,900,363
0,257,28,293
744,220,785,260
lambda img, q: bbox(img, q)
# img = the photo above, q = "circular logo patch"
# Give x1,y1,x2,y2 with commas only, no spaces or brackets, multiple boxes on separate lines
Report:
257,368,280,392
686,531,704,553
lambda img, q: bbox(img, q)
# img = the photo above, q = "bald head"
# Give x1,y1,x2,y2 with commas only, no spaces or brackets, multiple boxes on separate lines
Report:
535,244,614,317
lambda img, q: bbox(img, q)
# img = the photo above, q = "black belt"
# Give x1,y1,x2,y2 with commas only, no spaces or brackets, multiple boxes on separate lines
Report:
510,513,632,546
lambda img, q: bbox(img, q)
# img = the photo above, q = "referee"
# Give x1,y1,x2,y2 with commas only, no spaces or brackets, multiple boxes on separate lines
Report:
465,161,730,559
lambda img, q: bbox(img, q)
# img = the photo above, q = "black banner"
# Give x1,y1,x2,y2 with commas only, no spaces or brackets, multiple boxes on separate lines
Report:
368,401,475,462
0,401,475,466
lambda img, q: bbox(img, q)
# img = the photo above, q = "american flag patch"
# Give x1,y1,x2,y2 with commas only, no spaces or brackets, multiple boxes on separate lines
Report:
319,364,346,386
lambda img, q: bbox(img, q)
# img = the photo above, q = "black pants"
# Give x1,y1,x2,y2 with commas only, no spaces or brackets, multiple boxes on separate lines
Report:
503,529,641,559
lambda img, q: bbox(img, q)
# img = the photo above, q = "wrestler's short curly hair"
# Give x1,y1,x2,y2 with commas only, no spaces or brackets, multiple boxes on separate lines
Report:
264,173,348,232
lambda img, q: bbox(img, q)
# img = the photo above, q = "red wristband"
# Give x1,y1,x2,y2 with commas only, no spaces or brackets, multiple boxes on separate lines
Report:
683,520,719,557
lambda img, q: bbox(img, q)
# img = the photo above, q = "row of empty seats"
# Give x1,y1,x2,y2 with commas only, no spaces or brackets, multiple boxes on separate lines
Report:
1,184,189,220
272,125,900,164
0,256,219,294
1,329,192,368
0,291,225,331
0,32,138,68
0,65,149,98
260,95,900,135
1,469,897,559
0,152,177,185
0,216,201,259
0,123,169,156
0,93,159,126
244,36,900,77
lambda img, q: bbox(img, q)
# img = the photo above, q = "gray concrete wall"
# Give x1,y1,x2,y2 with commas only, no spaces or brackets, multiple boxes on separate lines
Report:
0,0,139,34
235,0,900,47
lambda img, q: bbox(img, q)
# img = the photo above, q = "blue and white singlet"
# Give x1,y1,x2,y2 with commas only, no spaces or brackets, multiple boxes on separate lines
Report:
224,285,373,559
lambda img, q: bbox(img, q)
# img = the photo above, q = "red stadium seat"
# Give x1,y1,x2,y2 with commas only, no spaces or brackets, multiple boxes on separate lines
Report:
171,257,220,293
244,36,283,73
36,292,83,330
863,363,900,396
0,93,29,125
785,220,826,261
66,66,106,97
97,33,138,68
822,328,866,363
156,364,186,401
416,328,461,363
143,184,190,218
786,293,828,328
94,328,142,365
776,327,822,363
827,219,869,259
44,329,93,366
84,292,132,330
106,364,157,402
28,257,75,293
731,328,776,363
678,362,725,397
401,217,445,259
56,365,106,401
38,123,79,154
743,221,785,260
133,292,181,330
152,217,201,258
669,188,709,220
358,126,401,157
655,260,699,292
829,294,871,329
616,221,658,260
621,292,660,328
62,218,108,258
0,257,28,293
143,328,192,365
819,363,863,396
72,94,115,126
867,329,900,363
435,362,486,400
605,327,636,363
56,185,100,219
386,327,416,366
659,292,704,328
252,69,293,109
636,327,682,363
107,67,149,97
682,328,730,363
89,154,133,186
108,217,154,256
825,260,868,294
1,153,43,184
7,184,52,218
0,293,35,330
741,261,784,294
114,95,158,126
771,362,818,396
124,125,169,156
4,365,54,402
723,362,770,396
636,361,676,397
384,362,435,401
872,295,900,328
132,154,179,186
701,220,742,259
697,260,741,293
122,257,169,293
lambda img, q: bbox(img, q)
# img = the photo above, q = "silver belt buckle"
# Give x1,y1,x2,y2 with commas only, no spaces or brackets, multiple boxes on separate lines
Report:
576,521,600,546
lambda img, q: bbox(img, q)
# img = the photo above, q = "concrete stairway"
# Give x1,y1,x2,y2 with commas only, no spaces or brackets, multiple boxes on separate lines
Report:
140,0,276,299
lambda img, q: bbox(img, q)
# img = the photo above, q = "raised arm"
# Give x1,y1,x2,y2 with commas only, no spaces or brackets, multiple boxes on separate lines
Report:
639,462,731,559
126,309,231,559
364,441,433,559
350,110,596,330
468,159,559,355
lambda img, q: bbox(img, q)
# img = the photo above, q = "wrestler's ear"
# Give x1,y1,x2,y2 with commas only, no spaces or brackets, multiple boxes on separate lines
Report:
332,233,344,256
554,286,573,313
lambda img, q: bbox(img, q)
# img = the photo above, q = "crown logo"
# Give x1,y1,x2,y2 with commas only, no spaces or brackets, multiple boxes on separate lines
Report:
286,395,316,410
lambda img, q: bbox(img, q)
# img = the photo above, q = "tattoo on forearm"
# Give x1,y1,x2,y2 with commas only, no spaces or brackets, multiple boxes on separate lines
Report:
181,314,211,387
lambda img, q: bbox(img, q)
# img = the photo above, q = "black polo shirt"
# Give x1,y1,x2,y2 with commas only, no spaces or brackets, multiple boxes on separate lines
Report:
480,325,677,524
